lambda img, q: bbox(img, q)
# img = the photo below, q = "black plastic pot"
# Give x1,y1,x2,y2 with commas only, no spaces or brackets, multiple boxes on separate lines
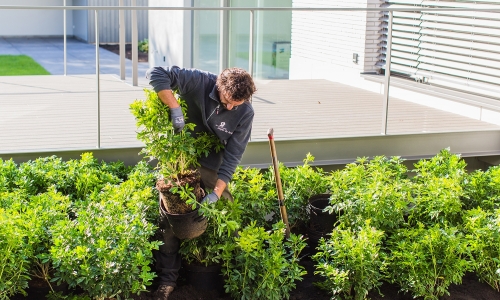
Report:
159,197,207,239
184,263,224,295
306,227,327,255
308,194,335,234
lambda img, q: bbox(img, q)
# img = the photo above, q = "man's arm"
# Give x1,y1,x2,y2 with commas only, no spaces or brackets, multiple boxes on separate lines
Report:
157,89,180,109
213,179,227,199
157,89,184,133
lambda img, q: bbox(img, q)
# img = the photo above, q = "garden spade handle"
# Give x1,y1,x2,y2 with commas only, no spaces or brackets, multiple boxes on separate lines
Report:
267,128,291,239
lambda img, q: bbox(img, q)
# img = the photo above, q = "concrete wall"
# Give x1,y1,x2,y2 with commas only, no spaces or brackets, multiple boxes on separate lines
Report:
0,0,74,36
148,0,192,68
289,0,382,86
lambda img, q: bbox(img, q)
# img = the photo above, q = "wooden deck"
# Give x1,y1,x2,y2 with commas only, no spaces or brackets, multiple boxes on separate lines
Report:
1,75,499,161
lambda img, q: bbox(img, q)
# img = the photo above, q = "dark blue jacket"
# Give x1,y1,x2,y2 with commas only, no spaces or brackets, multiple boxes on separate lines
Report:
146,66,254,183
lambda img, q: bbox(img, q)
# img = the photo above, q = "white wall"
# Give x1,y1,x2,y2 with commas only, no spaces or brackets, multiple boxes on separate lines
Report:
289,0,381,86
0,0,74,36
148,0,192,68
73,0,88,41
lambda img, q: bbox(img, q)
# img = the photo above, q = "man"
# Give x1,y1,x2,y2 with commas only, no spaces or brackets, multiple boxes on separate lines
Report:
145,66,256,299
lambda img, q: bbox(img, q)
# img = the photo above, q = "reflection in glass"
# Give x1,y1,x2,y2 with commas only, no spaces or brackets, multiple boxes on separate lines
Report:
230,0,292,79
193,0,220,74
192,0,292,79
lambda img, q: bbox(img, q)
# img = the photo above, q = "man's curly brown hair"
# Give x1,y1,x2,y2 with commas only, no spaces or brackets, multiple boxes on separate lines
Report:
216,67,256,102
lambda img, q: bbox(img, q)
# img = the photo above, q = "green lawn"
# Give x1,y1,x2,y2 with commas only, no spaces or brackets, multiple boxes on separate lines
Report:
0,55,50,76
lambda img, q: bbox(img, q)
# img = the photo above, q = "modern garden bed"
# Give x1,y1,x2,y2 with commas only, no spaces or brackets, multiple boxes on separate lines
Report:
100,44,148,62
3,147,500,300
9,250,499,300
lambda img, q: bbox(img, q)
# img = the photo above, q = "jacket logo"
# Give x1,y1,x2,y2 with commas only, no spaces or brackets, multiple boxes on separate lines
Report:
216,122,233,134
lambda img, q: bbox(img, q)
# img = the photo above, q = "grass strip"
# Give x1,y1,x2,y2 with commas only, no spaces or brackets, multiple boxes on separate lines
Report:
0,55,50,76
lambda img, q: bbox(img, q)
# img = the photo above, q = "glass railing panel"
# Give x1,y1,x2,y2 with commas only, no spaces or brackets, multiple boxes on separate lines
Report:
229,0,292,79
1,4,499,156
193,0,220,74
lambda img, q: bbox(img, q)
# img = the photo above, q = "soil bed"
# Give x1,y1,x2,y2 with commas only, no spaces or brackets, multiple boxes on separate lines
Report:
167,257,499,300
11,252,499,300
100,44,148,62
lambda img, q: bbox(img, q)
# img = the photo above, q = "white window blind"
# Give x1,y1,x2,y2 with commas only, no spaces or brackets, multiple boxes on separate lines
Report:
378,1,500,99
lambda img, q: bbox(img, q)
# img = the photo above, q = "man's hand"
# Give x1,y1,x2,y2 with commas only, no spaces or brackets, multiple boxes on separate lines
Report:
201,192,219,205
170,107,185,133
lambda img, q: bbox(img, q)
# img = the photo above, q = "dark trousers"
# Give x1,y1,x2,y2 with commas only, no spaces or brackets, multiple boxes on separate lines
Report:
153,210,181,287
153,166,232,287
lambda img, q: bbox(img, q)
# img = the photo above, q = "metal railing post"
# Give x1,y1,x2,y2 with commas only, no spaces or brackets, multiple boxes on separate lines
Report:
132,0,138,86
95,10,101,148
63,0,67,76
249,10,254,77
219,0,229,73
381,10,393,135
119,0,126,80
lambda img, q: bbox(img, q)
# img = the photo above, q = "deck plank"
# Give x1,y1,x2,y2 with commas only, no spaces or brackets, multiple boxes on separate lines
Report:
1,75,499,153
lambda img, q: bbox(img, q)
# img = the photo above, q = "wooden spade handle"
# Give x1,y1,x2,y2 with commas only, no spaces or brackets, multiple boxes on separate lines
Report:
267,128,291,239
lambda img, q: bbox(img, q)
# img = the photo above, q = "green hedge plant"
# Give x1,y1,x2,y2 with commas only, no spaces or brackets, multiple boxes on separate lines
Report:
0,158,19,193
22,188,71,292
50,179,160,300
386,223,470,300
408,148,467,226
0,210,31,299
222,221,307,300
130,89,222,213
326,156,411,233
463,166,500,211
179,199,242,266
312,220,386,300
13,153,124,201
277,153,330,230
1,185,71,296
229,165,277,228
464,208,500,292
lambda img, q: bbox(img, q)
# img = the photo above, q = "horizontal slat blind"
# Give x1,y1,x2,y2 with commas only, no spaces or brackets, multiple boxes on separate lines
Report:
379,0,500,99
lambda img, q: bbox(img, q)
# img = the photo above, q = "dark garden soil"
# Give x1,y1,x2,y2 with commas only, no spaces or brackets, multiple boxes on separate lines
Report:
7,224,500,300
162,255,500,300
100,44,148,62
10,251,500,300
156,170,205,214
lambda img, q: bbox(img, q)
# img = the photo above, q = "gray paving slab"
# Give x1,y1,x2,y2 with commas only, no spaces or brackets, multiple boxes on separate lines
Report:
0,37,149,80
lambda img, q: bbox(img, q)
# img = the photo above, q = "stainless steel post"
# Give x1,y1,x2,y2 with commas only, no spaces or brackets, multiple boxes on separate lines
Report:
219,0,229,72
132,0,138,86
63,0,67,76
381,10,393,135
95,10,101,148
119,0,126,80
249,10,254,77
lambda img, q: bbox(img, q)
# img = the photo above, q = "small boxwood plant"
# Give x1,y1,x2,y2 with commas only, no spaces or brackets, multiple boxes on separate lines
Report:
0,210,31,299
464,208,500,291
49,179,160,300
278,153,330,230
312,220,386,300
229,165,277,228
0,158,19,193
407,148,467,226
221,221,307,300
130,89,220,180
179,198,242,266
463,165,500,211
13,153,124,201
326,156,411,233
22,189,71,292
130,89,222,212
386,223,470,300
